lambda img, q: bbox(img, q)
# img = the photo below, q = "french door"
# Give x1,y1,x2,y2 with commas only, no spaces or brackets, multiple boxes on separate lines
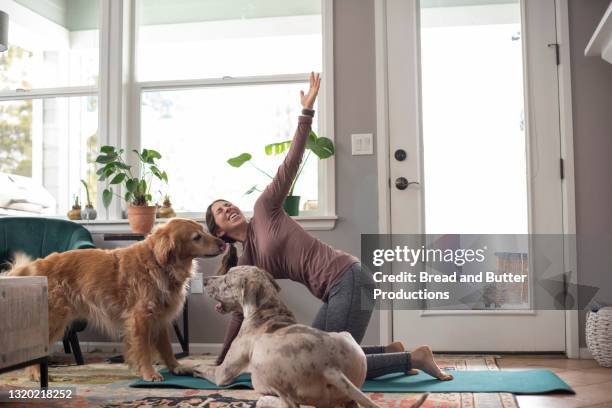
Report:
385,0,567,352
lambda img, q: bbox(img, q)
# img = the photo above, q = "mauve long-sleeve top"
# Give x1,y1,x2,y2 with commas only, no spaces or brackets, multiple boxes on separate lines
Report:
216,114,358,364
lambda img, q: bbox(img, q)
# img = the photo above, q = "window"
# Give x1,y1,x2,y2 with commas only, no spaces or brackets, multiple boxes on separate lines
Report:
0,0,333,220
0,0,99,215
136,1,322,81
0,97,98,214
136,0,325,214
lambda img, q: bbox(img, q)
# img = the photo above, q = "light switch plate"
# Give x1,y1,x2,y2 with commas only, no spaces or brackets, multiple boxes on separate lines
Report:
190,272,203,294
351,133,374,155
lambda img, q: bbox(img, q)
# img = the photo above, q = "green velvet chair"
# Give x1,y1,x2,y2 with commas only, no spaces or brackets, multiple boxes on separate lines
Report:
0,216,96,365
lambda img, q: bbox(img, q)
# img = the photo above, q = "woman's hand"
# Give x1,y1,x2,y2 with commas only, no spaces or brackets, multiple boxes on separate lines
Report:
300,72,321,110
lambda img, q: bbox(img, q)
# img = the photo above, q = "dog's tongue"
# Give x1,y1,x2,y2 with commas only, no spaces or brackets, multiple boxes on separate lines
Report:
214,303,223,313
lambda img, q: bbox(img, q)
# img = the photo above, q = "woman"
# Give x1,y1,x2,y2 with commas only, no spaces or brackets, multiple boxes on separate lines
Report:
206,72,452,381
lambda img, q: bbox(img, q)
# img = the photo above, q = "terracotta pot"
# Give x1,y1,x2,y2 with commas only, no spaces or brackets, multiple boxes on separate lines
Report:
127,205,157,234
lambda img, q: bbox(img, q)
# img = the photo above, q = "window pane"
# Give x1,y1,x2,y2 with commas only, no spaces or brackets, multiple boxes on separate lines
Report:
0,96,98,215
141,83,319,213
420,1,528,234
136,0,322,81
0,0,99,90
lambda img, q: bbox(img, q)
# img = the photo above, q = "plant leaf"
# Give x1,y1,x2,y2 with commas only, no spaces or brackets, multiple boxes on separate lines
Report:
227,153,252,167
95,154,116,164
244,185,259,195
147,149,161,160
124,192,133,203
126,178,137,193
150,166,163,180
309,136,335,159
305,131,334,159
264,140,292,156
138,179,147,194
115,162,131,170
110,173,126,185
102,188,113,208
100,145,115,154
103,166,115,179
306,131,317,146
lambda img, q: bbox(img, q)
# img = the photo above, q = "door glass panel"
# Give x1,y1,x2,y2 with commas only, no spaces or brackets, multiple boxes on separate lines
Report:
419,0,529,309
420,0,527,235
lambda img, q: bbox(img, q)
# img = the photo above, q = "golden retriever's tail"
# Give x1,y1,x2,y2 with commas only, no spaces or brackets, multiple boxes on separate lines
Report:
2,252,35,276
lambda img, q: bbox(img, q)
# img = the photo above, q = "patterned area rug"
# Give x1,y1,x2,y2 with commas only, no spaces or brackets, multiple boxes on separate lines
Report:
0,353,517,407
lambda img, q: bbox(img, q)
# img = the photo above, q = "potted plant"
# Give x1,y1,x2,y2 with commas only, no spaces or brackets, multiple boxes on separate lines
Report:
227,131,334,216
80,179,97,220
95,146,168,234
158,194,176,219
67,195,81,220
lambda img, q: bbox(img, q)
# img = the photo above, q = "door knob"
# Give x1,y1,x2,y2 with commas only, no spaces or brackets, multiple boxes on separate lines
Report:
395,177,419,190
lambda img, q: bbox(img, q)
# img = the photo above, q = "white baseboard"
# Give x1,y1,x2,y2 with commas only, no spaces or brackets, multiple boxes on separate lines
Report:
53,341,223,356
579,347,594,360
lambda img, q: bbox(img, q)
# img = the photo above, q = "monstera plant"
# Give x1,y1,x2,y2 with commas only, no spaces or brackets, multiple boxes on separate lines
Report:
227,131,334,215
95,146,168,234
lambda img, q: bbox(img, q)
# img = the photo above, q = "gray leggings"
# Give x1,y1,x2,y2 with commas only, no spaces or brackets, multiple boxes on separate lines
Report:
312,263,411,379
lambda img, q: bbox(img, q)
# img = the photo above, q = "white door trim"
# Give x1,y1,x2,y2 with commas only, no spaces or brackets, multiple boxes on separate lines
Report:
374,0,393,346
556,0,579,359
374,0,579,356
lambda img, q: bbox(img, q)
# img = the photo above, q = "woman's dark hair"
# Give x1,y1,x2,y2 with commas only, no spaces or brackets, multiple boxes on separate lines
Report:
206,199,238,275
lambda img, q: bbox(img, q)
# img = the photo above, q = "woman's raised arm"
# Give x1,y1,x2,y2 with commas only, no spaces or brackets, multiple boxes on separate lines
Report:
256,73,321,211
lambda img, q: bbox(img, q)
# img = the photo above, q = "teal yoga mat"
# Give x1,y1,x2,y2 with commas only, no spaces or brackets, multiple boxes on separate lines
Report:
131,369,574,395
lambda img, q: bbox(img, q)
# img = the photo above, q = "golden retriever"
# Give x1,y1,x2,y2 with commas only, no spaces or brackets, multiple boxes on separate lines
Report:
5,218,225,381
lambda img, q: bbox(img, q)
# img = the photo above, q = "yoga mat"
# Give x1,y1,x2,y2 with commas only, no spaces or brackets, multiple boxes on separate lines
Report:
131,369,574,395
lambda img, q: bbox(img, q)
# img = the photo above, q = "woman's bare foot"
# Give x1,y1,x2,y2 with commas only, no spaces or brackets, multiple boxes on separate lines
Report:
410,346,453,381
384,342,420,376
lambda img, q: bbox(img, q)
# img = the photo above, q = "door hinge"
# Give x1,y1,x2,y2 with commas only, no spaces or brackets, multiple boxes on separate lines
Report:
560,158,565,180
548,43,560,66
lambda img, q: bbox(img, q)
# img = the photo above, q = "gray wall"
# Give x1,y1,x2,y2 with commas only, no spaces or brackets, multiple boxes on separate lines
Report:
81,0,612,353
567,0,612,347
80,0,381,347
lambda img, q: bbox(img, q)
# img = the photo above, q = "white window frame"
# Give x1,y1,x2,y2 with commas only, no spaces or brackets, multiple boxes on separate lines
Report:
0,0,337,231
0,0,100,214
118,0,336,230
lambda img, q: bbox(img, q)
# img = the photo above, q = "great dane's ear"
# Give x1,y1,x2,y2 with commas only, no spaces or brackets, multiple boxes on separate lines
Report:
242,279,267,308
153,229,175,266
241,267,279,307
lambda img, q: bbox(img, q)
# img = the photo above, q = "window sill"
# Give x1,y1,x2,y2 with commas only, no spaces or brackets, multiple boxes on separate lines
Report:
76,215,338,234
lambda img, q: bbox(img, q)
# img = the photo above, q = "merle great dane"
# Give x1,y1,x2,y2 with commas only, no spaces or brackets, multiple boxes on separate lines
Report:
193,265,427,408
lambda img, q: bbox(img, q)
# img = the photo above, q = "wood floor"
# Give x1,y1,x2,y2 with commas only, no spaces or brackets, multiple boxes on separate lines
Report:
497,355,612,407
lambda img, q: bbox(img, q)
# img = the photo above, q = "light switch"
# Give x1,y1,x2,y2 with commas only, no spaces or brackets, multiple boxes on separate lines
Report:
190,272,203,294
351,133,374,155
